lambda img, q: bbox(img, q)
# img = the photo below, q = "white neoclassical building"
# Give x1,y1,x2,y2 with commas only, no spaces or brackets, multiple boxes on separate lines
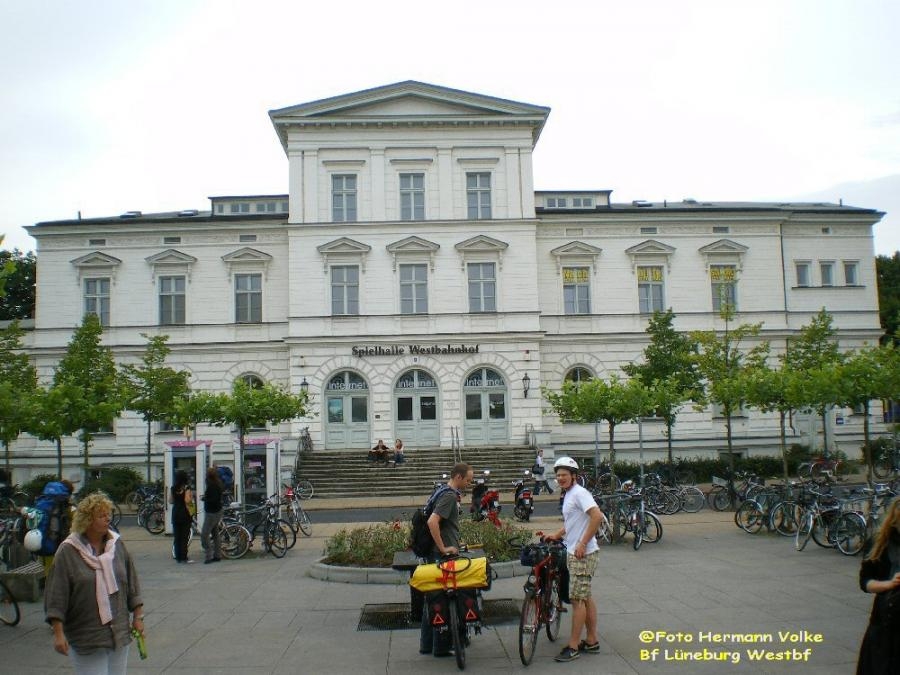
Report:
12,81,886,479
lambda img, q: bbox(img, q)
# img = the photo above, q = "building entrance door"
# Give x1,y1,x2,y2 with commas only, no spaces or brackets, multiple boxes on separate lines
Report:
462,367,508,445
324,371,370,449
394,369,439,446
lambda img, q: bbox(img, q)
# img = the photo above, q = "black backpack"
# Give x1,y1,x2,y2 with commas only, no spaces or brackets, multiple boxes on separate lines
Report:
410,485,454,558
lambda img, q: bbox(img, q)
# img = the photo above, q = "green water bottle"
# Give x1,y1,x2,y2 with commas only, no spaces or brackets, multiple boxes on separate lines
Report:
131,628,148,660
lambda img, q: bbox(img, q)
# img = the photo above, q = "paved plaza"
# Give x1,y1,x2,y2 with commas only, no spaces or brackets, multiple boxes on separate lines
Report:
0,503,872,674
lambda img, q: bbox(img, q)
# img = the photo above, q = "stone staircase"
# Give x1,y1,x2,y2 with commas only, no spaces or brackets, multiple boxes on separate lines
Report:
295,445,536,499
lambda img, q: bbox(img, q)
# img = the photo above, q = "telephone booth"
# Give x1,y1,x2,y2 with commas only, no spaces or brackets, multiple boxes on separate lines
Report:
163,440,212,535
233,437,283,506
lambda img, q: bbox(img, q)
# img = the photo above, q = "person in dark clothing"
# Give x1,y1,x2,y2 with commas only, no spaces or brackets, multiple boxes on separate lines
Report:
419,462,474,656
857,496,900,675
200,467,224,564
169,470,193,563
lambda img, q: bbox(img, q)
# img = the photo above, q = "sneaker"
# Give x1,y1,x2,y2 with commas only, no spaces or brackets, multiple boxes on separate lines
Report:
578,640,600,653
555,647,580,662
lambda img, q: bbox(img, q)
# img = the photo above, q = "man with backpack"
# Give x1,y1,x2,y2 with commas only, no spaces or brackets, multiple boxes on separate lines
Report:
417,462,473,656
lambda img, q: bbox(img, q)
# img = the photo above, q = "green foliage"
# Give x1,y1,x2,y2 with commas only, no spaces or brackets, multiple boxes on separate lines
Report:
215,379,309,443
862,437,894,463
323,519,530,567
81,466,144,502
168,391,224,438
876,253,900,343
0,248,36,320
0,321,39,472
575,454,803,484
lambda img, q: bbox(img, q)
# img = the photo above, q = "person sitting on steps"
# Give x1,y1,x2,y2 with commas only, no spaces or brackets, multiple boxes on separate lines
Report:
369,439,390,464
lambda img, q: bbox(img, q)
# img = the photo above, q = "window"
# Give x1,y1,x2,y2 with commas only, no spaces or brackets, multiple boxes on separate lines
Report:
795,262,811,287
230,202,250,214
563,267,590,314
573,197,593,207
332,174,357,222
466,173,492,220
713,226,730,234
234,273,262,323
163,236,181,245
256,201,276,213
820,261,834,287
399,173,425,220
331,265,359,315
239,234,257,243
640,226,658,235
159,276,186,325
637,266,665,313
158,419,180,433
844,261,859,286
84,278,110,326
399,264,427,314
710,264,737,312
564,367,593,385
467,262,496,312
89,238,107,246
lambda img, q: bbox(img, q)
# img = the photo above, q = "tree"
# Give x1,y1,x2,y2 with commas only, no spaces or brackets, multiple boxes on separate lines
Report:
29,384,79,478
168,390,225,440
122,335,191,481
212,379,310,497
0,248,36,320
691,306,769,466
876,253,900,343
545,374,651,541
837,344,900,484
53,314,125,479
0,321,38,475
622,309,700,465
784,309,844,456
743,362,803,481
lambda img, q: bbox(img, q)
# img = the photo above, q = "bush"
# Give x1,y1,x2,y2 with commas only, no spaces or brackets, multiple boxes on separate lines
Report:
861,437,894,463
81,466,144,503
323,519,531,567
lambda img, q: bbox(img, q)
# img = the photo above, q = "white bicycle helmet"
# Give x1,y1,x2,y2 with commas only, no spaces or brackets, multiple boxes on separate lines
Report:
24,529,43,552
553,456,579,472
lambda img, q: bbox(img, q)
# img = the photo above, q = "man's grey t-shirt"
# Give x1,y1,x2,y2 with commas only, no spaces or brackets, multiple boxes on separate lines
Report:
431,488,461,554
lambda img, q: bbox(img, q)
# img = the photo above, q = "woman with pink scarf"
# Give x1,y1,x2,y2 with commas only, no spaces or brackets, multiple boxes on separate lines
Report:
45,492,143,674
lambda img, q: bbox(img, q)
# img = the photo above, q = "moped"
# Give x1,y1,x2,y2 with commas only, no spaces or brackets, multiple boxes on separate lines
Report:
470,470,501,527
511,470,534,522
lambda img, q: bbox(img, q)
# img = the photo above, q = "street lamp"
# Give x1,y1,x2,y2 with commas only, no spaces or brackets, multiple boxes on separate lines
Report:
522,373,531,398
300,377,309,395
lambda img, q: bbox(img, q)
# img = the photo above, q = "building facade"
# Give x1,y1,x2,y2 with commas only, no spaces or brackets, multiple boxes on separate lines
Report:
13,81,886,478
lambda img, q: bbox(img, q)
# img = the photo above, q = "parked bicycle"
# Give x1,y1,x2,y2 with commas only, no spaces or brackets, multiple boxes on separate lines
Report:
795,486,842,552
0,517,21,626
278,487,312,537
298,427,313,453
515,537,565,665
706,470,765,511
222,498,294,558
123,483,162,510
0,483,29,516
873,440,900,479
797,455,845,481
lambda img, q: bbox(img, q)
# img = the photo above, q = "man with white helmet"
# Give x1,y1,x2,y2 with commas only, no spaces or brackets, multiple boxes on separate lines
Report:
545,456,603,662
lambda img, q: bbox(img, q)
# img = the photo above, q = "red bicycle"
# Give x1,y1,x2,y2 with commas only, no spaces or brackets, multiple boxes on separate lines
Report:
516,537,566,665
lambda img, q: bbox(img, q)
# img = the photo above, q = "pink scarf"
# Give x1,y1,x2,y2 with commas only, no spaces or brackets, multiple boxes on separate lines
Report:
60,530,120,625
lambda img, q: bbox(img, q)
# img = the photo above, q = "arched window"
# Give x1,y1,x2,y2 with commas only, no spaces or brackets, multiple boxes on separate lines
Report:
239,374,265,389
564,367,593,385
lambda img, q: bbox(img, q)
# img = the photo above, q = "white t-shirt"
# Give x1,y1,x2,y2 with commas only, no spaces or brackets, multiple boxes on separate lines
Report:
561,483,600,554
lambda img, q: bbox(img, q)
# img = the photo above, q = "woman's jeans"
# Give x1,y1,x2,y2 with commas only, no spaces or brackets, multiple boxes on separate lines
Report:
70,644,129,675
201,509,223,561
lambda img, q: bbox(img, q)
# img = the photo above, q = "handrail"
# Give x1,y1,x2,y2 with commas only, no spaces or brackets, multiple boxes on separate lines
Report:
450,426,461,464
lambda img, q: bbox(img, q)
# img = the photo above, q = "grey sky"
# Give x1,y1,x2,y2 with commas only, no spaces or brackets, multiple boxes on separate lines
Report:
1,0,897,254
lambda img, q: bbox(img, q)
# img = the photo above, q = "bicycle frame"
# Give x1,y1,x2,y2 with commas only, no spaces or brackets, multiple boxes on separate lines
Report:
518,540,565,666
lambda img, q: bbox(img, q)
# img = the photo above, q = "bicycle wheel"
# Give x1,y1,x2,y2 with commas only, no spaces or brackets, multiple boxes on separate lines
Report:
675,469,696,486
295,480,314,500
679,486,705,513
545,574,562,641
632,512,644,550
770,502,801,537
123,491,141,509
797,462,812,480
795,512,813,551
597,472,621,491
641,512,663,543
712,489,733,512
518,589,540,665
110,502,123,531
277,518,297,550
297,508,311,536
706,485,726,510
0,579,20,626
220,523,250,559
449,596,466,670
735,501,764,534
144,507,165,535
811,513,837,548
835,512,866,556
265,522,288,558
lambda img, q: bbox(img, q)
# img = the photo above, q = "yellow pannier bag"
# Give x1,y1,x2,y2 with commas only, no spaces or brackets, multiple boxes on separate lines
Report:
410,555,489,592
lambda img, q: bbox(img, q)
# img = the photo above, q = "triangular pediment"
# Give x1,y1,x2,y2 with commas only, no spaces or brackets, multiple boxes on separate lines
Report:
386,236,441,254
270,81,550,150
698,239,749,255
550,241,603,256
317,237,372,255
222,247,273,264
145,249,198,265
625,240,676,256
271,81,550,120
455,235,509,253
70,251,122,268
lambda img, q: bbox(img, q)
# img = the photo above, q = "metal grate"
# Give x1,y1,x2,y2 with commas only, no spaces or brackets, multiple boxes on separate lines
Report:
357,599,521,631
